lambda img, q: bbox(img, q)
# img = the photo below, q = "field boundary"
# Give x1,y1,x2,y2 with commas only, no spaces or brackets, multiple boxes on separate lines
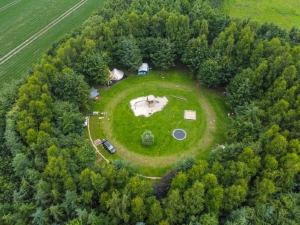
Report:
0,0,87,65
0,0,20,12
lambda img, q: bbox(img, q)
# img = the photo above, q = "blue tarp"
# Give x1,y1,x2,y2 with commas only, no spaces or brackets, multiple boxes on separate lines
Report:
90,87,99,98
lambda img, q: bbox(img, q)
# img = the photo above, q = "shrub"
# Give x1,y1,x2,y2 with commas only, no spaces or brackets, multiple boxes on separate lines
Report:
173,156,197,172
141,130,154,146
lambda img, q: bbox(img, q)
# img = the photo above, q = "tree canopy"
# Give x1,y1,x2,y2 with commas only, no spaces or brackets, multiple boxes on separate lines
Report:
1,0,300,224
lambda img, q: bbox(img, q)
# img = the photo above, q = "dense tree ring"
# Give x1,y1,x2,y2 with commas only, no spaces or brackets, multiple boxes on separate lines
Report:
172,129,187,140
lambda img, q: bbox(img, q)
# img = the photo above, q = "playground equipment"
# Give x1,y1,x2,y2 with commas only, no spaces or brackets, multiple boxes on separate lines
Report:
134,95,156,109
130,96,169,117
146,95,155,107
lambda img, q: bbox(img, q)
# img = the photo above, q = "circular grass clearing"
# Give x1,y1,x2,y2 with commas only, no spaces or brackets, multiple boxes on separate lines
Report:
111,85,205,157
89,69,230,171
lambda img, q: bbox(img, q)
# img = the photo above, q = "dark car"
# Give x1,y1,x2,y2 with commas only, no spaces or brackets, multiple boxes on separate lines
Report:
102,139,116,154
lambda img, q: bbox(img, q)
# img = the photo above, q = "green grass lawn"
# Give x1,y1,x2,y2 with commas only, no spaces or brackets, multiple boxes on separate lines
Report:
88,68,230,176
221,0,300,30
0,0,107,88
112,83,205,157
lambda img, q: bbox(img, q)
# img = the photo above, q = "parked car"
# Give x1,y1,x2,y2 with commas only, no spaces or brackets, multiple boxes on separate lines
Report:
83,117,89,127
101,139,116,153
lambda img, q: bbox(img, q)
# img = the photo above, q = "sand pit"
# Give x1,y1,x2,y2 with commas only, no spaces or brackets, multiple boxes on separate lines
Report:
184,110,196,120
130,95,168,117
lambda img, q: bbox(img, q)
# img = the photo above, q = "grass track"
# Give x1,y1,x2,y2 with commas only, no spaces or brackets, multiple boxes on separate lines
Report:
0,0,16,9
0,0,80,57
0,0,88,65
0,1,13,8
0,0,107,88
221,0,300,30
0,0,20,12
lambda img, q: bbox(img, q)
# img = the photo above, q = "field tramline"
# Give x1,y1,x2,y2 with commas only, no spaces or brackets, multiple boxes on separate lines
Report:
0,0,107,88
0,0,20,12
0,0,87,65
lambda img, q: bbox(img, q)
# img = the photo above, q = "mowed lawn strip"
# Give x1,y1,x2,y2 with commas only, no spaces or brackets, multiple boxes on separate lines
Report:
89,69,230,175
0,0,107,88
221,0,300,29
196,87,230,160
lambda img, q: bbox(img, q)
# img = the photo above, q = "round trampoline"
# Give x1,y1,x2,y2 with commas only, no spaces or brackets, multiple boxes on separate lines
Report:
172,129,187,140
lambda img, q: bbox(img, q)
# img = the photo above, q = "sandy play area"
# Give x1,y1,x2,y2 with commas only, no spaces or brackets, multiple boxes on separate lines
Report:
184,110,196,120
130,95,168,117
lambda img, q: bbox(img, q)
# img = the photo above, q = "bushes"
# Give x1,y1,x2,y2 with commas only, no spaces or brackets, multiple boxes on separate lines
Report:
141,130,154,146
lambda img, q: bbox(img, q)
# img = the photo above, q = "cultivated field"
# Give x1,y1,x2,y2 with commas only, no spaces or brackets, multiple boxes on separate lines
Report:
221,0,300,30
89,69,230,176
0,0,20,11
0,0,106,88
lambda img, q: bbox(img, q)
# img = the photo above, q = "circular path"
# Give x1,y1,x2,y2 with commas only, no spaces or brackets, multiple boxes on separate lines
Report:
93,81,217,167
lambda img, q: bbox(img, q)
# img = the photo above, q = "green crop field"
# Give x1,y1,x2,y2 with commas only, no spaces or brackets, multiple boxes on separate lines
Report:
221,0,300,30
0,0,17,9
0,0,107,88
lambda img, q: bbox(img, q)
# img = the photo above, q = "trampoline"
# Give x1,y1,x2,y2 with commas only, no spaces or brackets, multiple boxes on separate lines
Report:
172,129,187,140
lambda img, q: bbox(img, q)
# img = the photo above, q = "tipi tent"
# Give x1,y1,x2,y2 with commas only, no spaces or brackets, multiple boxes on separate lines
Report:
111,68,124,80
106,68,126,86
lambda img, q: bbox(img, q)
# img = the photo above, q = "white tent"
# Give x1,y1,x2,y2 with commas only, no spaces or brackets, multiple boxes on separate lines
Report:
111,68,124,80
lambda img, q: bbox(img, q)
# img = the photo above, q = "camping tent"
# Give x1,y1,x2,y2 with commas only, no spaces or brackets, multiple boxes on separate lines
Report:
107,68,124,83
138,63,149,75
111,68,124,80
90,87,99,98
106,68,126,86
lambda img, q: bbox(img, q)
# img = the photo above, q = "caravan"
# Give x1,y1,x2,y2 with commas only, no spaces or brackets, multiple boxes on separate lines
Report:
138,63,149,75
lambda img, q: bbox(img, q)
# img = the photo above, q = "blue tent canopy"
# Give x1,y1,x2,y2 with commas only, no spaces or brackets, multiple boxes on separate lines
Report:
90,87,99,98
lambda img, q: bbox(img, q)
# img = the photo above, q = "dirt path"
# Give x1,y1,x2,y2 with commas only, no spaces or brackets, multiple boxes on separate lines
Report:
0,0,20,12
91,81,217,168
0,0,87,65
87,116,109,163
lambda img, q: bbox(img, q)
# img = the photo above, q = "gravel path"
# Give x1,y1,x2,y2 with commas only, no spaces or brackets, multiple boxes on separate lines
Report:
0,0,87,65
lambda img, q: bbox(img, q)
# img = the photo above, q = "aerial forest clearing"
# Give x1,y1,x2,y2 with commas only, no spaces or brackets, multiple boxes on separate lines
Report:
0,0,300,224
